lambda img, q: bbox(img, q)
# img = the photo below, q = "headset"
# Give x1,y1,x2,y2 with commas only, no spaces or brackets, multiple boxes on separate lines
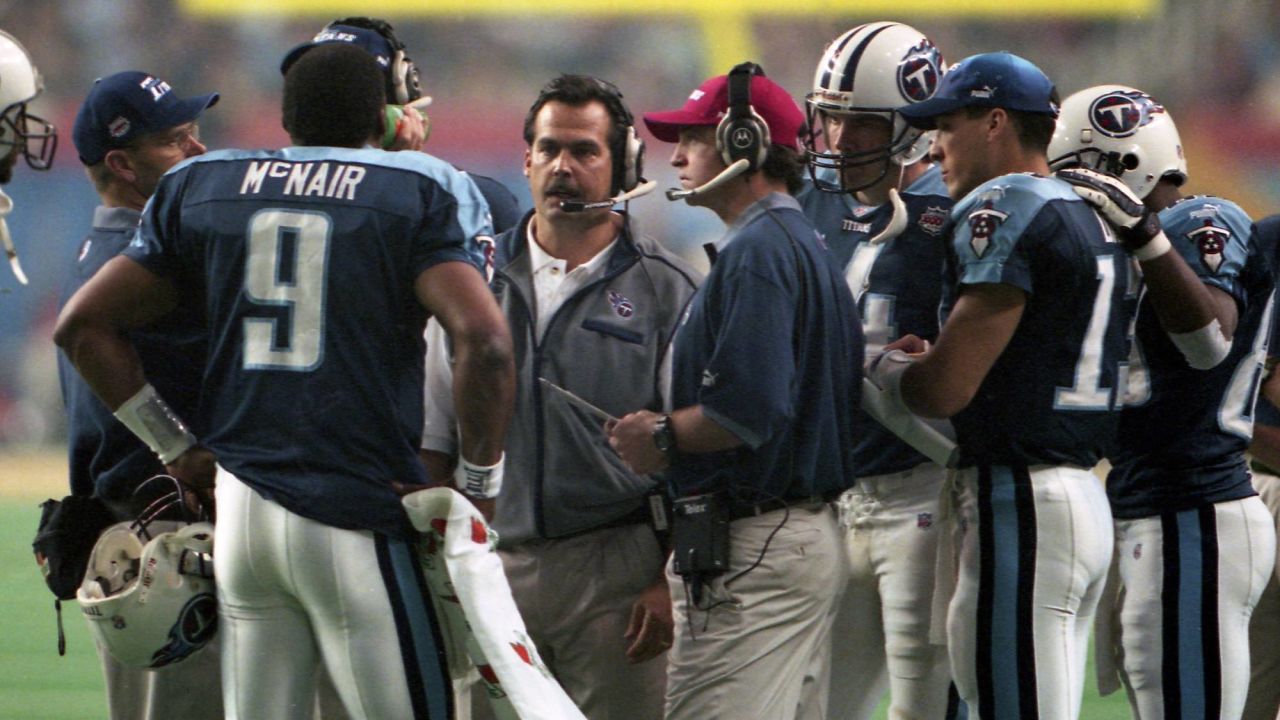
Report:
555,77,655,212
329,17,423,105
717,62,770,171
667,62,770,201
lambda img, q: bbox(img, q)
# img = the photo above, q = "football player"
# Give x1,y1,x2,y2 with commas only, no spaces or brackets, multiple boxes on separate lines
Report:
797,21,960,720
876,53,1128,719
54,44,515,719
1051,85,1276,720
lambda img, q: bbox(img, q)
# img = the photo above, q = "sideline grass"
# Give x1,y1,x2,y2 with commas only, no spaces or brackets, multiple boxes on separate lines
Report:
1,449,1131,719
2,450,105,720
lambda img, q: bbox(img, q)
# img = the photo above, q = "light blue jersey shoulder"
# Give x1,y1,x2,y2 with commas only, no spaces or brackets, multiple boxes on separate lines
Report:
907,164,948,198
951,173,1082,285
1160,195,1252,300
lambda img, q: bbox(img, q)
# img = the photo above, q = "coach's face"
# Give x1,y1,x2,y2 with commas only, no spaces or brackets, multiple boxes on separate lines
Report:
669,125,725,209
525,99,614,219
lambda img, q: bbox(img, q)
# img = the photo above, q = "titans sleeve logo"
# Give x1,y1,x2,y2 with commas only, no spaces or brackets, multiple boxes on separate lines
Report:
966,202,1009,259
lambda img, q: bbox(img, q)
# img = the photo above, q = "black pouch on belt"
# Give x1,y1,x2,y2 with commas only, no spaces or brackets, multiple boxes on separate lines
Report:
671,492,730,605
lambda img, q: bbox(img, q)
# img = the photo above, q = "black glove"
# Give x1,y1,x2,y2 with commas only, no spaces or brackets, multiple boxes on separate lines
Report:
1056,167,1163,254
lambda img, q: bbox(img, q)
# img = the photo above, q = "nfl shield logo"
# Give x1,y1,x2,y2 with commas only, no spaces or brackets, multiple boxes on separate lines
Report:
916,512,933,529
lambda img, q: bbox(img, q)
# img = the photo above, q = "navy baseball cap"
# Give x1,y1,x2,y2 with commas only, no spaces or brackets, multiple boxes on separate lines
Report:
72,71,219,165
280,24,395,76
898,52,1058,130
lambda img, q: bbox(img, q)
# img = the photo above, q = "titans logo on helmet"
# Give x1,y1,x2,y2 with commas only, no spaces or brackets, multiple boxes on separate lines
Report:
897,40,943,103
967,202,1008,259
1088,90,1166,139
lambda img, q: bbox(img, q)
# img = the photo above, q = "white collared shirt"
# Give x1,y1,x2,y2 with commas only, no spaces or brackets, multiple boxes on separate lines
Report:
526,222,617,341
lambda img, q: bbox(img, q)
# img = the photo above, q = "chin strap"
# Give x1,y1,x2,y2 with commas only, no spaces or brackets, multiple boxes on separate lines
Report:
0,188,26,284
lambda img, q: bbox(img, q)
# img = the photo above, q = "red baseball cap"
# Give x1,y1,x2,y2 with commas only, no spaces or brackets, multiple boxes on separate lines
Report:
643,72,805,150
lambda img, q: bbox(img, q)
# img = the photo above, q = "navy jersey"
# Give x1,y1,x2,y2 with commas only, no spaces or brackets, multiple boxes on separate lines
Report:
668,193,863,503
799,166,952,476
57,206,207,501
944,174,1128,468
124,146,491,538
1108,197,1275,518
465,171,522,234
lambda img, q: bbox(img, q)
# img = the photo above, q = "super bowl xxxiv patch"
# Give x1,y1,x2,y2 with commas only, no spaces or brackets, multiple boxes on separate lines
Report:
966,201,1008,259
918,206,947,236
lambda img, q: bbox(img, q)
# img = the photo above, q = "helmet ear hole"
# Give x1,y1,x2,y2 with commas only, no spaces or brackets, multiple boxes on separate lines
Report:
1121,153,1140,171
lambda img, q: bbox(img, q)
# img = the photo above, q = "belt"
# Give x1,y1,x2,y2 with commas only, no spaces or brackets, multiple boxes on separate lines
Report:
728,493,835,522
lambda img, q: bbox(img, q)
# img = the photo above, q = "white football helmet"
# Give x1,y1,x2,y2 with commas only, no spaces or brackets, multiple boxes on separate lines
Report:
0,29,55,170
1048,84,1186,200
805,21,945,192
77,479,216,669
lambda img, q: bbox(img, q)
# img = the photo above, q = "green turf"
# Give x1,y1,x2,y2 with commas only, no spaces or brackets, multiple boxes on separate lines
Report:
2,501,107,720
2,495,1134,719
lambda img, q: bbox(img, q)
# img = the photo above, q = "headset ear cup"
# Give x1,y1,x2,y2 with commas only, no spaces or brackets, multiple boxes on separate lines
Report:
618,125,644,194
716,111,770,171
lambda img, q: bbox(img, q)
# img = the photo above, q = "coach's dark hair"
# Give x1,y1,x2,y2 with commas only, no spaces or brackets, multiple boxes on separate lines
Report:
522,75,632,158
282,44,385,147
761,144,806,196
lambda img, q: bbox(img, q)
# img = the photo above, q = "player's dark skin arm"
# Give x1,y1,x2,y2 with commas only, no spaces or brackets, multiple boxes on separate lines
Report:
53,255,176,409
416,261,515,520
53,255,218,494
1134,250,1238,337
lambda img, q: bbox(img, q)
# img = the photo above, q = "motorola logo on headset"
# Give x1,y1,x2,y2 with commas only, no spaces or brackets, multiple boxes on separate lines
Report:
732,127,755,149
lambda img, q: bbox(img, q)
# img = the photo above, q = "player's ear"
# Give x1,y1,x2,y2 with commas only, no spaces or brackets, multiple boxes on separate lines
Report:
523,147,532,178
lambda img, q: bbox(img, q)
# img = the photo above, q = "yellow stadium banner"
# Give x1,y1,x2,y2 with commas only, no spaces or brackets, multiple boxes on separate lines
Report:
181,0,1158,18
184,0,1158,81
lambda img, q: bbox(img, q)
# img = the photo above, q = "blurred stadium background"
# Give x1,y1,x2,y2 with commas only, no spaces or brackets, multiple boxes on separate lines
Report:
0,2,1268,715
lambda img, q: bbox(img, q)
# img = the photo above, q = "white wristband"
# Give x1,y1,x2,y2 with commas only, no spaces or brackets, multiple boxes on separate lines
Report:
113,383,196,464
1132,230,1172,262
454,454,504,499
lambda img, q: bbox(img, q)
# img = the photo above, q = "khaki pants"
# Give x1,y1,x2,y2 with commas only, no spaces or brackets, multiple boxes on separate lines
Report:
665,503,847,720
471,523,668,720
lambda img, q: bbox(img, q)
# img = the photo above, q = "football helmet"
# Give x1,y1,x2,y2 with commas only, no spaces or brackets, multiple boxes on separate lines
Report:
76,476,216,668
0,30,55,170
1048,84,1186,200
805,21,945,193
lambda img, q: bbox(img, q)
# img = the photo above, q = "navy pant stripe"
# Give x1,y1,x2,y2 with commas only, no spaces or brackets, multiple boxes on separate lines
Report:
1013,464,1040,720
1159,512,1185,719
976,464,996,716
375,534,454,720
1199,506,1222,719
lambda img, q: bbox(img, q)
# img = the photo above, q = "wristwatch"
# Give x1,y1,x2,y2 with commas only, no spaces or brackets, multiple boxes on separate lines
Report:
652,414,677,460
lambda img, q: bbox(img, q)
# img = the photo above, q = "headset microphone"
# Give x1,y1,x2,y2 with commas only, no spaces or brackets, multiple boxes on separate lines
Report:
559,179,657,213
664,159,750,201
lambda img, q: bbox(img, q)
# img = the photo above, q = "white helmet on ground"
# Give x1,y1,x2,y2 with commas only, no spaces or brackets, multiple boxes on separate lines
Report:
76,476,216,668
0,29,56,170
805,21,945,191
1048,84,1186,200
